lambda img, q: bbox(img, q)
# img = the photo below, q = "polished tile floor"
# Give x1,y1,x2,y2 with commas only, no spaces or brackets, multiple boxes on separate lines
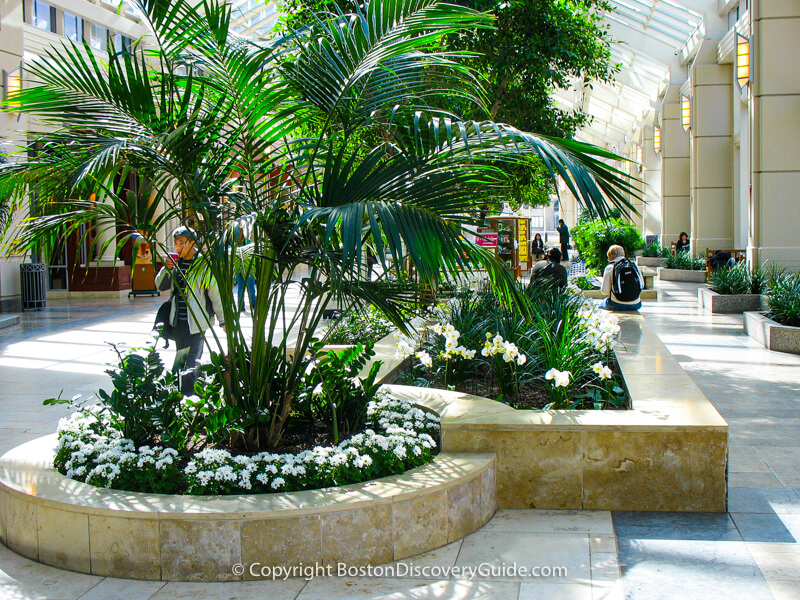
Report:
0,281,799,599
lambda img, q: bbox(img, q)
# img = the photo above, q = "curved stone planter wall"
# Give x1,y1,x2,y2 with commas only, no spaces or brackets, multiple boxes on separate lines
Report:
698,288,763,314
744,311,800,354
0,436,495,581
658,267,707,283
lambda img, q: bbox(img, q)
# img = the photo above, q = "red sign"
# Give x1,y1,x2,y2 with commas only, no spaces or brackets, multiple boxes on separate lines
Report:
476,233,498,247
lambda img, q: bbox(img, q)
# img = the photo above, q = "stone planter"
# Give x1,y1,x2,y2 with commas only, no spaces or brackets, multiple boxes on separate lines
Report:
698,288,762,314
0,438,495,581
658,267,707,283
744,311,800,354
636,256,663,268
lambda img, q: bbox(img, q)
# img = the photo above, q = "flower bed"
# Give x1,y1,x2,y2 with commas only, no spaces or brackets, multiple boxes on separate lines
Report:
54,391,440,495
394,284,629,410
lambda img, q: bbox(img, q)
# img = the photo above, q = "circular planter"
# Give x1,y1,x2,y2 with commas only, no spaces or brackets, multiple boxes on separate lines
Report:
0,435,495,581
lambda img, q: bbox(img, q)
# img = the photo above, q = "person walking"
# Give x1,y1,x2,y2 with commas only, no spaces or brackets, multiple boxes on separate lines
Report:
156,226,225,394
557,219,570,262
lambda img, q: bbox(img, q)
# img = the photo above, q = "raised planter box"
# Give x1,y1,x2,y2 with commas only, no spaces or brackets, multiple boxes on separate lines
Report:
698,288,763,314
0,438,495,581
658,267,707,283
391,313,728,513
636,256,663,268
744,311,800,354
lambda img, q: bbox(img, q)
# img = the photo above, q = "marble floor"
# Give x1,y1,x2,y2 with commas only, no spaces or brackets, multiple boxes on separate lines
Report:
0,281,799,599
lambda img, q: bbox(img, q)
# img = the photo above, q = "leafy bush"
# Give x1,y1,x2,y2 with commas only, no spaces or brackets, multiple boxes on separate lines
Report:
46,343,235,454
325,307,394,345
572,275,597,290
663,252,706,271
709,262,765,295
297,342,383,444
767,271,800,327
571,218,644,272
641,241,670,258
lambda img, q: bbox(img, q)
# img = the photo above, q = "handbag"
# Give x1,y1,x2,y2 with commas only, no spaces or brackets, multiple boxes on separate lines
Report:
153,300,175,347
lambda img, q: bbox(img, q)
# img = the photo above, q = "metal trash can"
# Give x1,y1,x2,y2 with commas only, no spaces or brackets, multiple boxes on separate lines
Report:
20,263,47,311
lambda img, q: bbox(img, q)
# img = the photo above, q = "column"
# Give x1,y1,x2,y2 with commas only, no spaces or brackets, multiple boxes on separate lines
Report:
690,44,734,253
660,84,691,247
750,1,800,269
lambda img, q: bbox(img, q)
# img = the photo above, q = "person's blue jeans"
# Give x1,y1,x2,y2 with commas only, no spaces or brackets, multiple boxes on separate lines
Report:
599,296,641,311
236,273,256,312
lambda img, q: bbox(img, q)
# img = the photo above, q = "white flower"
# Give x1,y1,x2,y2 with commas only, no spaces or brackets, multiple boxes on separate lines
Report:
545,368,572,388
415,350,433,369
271,477,286,489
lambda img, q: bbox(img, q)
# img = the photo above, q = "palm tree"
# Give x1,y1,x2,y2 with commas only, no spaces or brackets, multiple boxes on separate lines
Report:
0,0,637,449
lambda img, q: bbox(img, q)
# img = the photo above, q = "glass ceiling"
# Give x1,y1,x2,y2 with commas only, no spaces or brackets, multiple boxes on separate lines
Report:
562,0,706,149
229,0,280,39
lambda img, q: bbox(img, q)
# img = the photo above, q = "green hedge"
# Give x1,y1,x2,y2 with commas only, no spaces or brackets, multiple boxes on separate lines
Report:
571,218,644,272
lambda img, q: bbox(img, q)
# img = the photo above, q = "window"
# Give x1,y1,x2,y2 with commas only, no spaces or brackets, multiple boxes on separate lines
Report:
63,12,83,42
114,34,132,52
33,0,55,33
89,23,109,50
531,216,544,230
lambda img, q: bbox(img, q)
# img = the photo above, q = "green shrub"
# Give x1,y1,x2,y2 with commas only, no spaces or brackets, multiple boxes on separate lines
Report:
663,252,706,271
325,306,394,345
571,218,644,272
572,275,597,290
641,241,670,258
709,262,765,295
767,271,800,327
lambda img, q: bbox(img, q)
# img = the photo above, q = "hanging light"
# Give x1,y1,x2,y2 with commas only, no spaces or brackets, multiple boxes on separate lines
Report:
736,33,751,90
653,125,661,153
681,94,692,132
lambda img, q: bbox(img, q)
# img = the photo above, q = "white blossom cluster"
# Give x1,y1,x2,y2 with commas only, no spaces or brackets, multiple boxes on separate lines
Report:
432,323,476,360
183,389,440,494
54,389,441,496
576,303,621,351
55,410,180,489
481,332,528,365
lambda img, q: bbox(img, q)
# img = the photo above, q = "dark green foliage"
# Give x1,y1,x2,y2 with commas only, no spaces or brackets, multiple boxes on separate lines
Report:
297,342,383,443
641,241,670,258
571,218,644,272
709,262,765,295
663,252,707,271
767,271,800,327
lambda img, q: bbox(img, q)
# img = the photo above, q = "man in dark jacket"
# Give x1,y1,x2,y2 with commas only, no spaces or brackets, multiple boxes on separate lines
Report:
557,219,570,262
531,247,568,289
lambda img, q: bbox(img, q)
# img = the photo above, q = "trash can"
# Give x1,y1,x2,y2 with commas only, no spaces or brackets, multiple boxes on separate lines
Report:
20,263,47,311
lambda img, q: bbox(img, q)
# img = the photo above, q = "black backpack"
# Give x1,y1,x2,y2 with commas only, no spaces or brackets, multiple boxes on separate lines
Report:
612,258,642,301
